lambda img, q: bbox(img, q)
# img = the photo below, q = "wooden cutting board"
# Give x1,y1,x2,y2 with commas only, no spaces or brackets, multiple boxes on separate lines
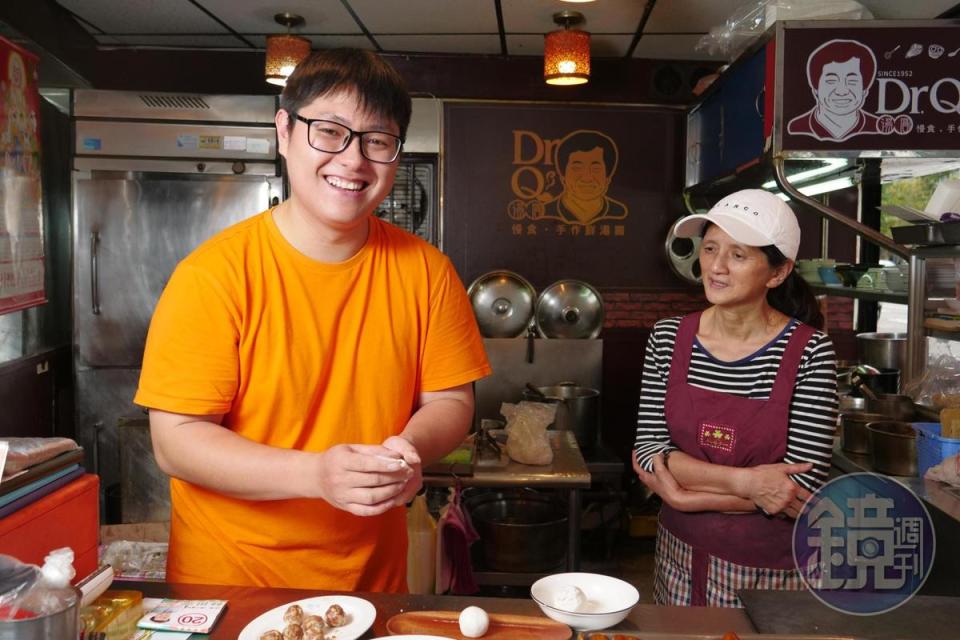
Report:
386,610,571,639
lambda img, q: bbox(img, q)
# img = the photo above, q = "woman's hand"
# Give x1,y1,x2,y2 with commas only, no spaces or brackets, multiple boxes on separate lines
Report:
633,453,757,513
738,462,813,518
633,453,693,510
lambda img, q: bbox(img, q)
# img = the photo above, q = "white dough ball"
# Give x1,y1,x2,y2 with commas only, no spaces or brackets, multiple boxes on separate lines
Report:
458,605,490,638
554,584,586,611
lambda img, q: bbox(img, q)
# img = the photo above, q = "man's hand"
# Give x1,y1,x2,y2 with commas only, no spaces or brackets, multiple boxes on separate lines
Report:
382,435,423,506
313,443,416,517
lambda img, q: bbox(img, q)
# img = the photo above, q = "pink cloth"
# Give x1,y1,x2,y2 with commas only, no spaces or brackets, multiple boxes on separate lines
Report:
436,485,479,595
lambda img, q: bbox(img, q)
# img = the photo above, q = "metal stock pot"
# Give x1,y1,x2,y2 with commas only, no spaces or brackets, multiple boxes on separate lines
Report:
0,586,80,640
523,382,600,450
464,489,568,573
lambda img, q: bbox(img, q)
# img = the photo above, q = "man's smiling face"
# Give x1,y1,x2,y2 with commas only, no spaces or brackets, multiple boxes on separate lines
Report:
816,57,865,117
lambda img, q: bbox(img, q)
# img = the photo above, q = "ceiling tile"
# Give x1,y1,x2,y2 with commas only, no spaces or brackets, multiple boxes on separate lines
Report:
57,0,227,34
644,0,745,34
591,34,633,57
501,0,645,34
197,0,360,34
631,35,726,61
246,35,376,50
99,34,250,48
349,0,499,33
376,34,502,55
852,0,958,18
505,34,545,56
507,34,632,58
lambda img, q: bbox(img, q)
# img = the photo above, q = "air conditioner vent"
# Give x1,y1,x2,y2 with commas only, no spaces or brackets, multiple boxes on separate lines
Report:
139,95,210,110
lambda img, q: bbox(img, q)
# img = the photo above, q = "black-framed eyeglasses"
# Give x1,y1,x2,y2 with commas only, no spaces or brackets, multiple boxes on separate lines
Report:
292,113,403,164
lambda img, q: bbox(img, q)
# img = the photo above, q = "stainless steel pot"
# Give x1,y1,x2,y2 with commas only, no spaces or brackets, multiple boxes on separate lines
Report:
841,412,887,455
0,586,80,640
839,395,866,413
865,393,916,421
867,421,918,477
464,490,567,573
857,333,907,371
523,382,599,450
850,368,900,396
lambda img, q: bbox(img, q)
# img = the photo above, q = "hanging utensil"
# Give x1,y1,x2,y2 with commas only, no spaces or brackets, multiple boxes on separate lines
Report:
850,373,879,401
525,383,547,400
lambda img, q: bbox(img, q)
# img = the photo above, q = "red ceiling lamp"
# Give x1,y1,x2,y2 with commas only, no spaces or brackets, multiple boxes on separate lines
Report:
544,10,590,86
265,12,311,86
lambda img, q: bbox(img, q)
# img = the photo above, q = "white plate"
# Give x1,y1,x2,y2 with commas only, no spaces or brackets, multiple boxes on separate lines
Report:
238,595,375,640
370,636,450,640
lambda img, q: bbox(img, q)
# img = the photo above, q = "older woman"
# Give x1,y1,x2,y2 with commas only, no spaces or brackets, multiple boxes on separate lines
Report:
634,189,838,607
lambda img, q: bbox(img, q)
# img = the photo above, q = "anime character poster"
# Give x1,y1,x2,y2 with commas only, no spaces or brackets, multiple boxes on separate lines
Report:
0,36,46,314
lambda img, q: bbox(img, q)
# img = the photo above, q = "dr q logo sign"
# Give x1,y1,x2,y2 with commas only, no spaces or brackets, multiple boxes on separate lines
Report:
793,473,935,615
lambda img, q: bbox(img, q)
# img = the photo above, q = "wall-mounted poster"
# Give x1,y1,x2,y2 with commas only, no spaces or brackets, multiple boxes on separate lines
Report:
442,101,685,290
0,37,45,315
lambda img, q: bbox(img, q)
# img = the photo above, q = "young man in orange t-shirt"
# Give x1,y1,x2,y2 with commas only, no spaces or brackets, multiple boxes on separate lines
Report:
135,49,490,591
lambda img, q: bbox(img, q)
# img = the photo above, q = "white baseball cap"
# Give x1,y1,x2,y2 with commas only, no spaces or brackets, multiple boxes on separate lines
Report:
674,189,801,261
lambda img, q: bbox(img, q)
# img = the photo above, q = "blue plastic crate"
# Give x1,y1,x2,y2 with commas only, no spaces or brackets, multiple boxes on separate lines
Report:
913,422,960,478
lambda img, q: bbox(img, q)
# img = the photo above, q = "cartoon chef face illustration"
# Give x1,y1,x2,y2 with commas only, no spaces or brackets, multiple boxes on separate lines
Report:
816,57,867,116
787,39,886,142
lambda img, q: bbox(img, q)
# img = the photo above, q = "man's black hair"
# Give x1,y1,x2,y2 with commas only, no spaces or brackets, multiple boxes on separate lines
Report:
554,130,618,175
280,48,412,140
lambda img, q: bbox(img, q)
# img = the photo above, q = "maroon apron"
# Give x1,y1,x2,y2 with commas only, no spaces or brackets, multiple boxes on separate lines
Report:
659,311,814,606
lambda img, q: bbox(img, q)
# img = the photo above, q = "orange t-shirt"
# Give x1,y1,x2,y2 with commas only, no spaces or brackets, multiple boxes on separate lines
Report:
134,211,490,591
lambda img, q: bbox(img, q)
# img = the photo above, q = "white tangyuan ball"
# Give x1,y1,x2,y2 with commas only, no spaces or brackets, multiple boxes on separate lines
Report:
554,584,586,611
458,605,490,638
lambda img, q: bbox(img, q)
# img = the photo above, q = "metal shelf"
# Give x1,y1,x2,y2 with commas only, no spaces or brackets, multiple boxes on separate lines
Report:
926,329,960,341
913,245,960,259
809,285,907,304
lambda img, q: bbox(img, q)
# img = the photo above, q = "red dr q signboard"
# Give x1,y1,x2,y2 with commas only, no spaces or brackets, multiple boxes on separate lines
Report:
781,25,960,152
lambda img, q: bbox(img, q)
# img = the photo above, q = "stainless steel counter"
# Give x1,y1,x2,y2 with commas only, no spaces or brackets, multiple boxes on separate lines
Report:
832,442,960,597
832,443,960,526
423,430,590,583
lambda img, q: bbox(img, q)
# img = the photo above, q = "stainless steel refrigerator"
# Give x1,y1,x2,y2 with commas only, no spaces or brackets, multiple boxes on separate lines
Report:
71,90,282,519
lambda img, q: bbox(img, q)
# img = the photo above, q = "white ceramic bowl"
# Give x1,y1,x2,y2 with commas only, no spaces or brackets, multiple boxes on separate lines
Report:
530,572,640,631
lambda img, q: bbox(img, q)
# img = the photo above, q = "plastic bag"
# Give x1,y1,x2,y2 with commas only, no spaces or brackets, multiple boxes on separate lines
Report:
925,453,960,486
0,548,77,620
696,0,873,60
99,541,168,580
0,437,79,478
904,354,960,410
501,401,557,466
406,494,437,594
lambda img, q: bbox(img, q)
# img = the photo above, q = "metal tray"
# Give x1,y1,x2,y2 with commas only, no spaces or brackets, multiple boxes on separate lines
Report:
891,222,960,246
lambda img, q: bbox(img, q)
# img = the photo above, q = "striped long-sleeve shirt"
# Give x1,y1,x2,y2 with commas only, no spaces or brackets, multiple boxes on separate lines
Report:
634,316,838,492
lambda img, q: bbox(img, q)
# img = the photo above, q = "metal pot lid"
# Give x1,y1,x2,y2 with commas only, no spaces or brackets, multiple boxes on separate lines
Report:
665,217,702,286
535,279,604,339
467,270,536,338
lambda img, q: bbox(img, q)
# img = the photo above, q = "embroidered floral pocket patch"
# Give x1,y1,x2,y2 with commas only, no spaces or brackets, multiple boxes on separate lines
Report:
698,423,736,453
